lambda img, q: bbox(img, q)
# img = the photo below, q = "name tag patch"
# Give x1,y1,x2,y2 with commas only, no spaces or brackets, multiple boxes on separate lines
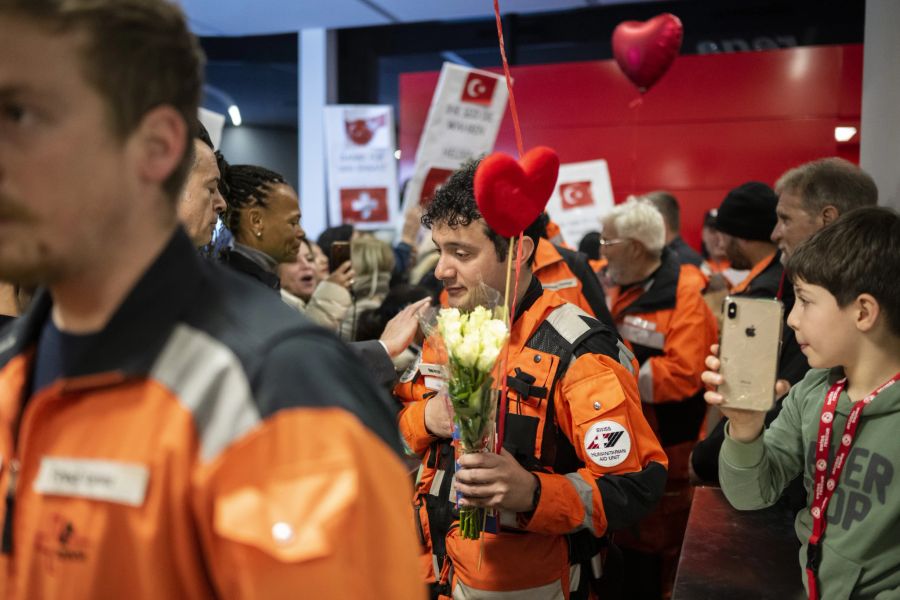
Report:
424,376,446,392
420,362,448,391
34,458,150,507
419,363,449,379
543,278,578,291
620,316,666,350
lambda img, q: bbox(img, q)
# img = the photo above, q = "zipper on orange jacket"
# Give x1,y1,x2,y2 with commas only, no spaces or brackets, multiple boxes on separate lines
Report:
1,458,19,553
1,376,62,555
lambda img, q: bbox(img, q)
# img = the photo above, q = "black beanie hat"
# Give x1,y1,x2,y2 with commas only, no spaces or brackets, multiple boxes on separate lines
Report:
714,181,778,241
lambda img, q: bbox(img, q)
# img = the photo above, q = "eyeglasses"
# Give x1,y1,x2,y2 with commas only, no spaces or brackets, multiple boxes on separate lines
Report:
599,237,629,247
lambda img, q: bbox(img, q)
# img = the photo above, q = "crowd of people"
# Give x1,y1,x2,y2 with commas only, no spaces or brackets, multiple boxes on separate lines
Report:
0,1,898,599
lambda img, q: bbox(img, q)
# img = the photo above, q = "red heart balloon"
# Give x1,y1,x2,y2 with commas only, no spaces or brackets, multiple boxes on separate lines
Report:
612,13,683,93
474,147,560,238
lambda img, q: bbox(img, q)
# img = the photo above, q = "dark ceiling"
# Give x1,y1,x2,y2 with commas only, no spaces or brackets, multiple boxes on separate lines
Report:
199,0,865,130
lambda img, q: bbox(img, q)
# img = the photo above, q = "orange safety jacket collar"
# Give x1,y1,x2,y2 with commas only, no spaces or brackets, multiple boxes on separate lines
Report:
729,250,779,296
1,230,206,389
609,250,681,319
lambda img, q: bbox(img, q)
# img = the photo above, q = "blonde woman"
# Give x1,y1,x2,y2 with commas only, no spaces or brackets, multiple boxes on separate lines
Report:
340,235,395,341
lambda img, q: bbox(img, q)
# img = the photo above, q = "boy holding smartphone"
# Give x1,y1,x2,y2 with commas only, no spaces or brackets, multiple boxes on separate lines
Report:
702,207,900,599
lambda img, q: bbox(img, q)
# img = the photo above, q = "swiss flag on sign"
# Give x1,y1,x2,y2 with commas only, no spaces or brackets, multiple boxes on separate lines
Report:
559,181,595,210
340,188,389,223
461,73,497,105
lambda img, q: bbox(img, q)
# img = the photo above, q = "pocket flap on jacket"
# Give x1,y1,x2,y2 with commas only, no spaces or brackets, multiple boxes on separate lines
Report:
564,368,628,427
213,465,357,563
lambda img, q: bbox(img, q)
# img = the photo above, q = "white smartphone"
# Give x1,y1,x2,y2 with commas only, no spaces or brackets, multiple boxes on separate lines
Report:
718,296,784,412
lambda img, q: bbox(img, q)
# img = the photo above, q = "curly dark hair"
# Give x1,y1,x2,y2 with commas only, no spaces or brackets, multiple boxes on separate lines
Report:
421,158,542,263
223,164,286,235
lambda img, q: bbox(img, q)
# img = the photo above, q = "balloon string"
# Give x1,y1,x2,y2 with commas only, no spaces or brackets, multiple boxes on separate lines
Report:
492,0,529,452
508,234,525,340
496,237,514,453
629,94,643,197
496,234,525,453
493,0,525,159
492,0,525,451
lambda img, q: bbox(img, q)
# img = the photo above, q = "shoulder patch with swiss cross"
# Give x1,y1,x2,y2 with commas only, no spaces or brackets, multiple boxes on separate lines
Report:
584,420,631,467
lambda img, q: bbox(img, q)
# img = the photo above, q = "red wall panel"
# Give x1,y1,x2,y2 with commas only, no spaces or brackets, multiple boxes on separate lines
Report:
398,45,863,250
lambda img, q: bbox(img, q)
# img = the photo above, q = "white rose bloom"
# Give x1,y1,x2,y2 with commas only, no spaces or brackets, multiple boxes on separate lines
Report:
438,308,462,338
483,320,508,349
444,332,463,354
443,321,462,343
442,308,460,320
455,334,481,368
440,307,461,322
466,306,491,333
476,344,502,371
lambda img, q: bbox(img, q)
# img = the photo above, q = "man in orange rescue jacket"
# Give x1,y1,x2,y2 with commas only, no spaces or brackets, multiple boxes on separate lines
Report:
600,197,718,598
0,1,423,598
396,160,666,599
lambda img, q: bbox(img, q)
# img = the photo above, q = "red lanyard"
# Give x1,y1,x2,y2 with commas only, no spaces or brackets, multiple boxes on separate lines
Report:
805,372,900,600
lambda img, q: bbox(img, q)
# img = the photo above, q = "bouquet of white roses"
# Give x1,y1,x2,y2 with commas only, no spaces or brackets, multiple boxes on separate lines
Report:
435,305,509,540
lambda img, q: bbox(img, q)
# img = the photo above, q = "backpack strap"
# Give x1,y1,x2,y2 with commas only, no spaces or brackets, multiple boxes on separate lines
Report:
524,303,628,585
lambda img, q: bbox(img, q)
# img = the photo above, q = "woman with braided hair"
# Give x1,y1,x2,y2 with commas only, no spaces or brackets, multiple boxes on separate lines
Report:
220,164,305,289
218,164,426,391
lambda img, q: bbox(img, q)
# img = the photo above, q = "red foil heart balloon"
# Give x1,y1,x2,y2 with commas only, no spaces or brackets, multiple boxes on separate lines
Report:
474,147,560,238
612,13,683,93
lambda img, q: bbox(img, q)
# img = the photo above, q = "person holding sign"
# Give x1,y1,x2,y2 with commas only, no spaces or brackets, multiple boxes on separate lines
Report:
702,207,900,600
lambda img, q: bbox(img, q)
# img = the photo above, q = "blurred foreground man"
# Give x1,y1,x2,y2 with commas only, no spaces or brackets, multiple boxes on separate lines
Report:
0,1,422,598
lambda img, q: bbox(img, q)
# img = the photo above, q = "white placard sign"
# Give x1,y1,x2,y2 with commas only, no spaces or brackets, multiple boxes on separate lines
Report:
198,107,226,149
398,63,509,234
324,105,398,231
546,160,615,248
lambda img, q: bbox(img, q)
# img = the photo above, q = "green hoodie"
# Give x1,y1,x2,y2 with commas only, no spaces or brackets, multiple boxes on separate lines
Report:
719,368,900,600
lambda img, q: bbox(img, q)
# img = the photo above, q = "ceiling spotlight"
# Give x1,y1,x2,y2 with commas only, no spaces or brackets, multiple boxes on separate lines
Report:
228,105,242,127
834,126,857,143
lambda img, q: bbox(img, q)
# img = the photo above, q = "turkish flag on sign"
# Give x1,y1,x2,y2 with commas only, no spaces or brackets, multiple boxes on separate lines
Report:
559,181,595,210
340,188,389,223
461,72,497,105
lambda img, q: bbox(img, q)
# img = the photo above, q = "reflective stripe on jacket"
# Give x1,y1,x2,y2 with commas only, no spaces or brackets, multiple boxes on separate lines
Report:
0,230,424,600
607,250,718,448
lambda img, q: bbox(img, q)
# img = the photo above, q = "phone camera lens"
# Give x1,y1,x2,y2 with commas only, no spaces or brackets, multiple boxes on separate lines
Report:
727,302,737,319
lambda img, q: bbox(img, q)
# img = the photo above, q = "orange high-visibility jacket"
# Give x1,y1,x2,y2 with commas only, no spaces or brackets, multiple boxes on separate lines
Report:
532,238,616,331
606,252,717,559
607,250,718,450
397,281,667,598
0,231,424,600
